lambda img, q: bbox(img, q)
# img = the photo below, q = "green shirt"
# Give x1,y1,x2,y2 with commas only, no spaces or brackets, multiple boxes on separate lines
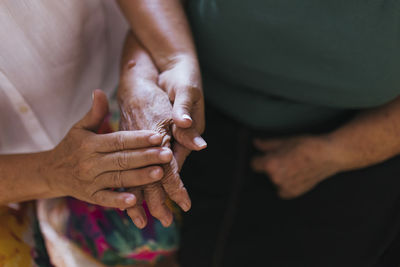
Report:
187,0,400,132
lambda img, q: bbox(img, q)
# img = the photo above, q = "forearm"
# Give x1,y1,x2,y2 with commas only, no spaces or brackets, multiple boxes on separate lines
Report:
118,32,173,134
119,32,159,86
116,0,197,70
326,96,400,171
118,32,160,105
0,151,56,205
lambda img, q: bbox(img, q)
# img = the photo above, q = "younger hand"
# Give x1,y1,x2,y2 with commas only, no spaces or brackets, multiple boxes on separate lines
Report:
158,54,206,168
251,135,341,199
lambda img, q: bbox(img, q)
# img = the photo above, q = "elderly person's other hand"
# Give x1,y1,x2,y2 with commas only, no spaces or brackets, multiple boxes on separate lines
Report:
251,136,341,199
46,90,171,209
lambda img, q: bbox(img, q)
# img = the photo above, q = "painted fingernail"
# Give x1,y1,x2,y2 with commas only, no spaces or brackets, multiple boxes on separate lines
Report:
125,195,135,205
150,168,162,179
193,136,207,148
159,148,172,161
133,217,143,228
149,134,162,145
182,114,192,121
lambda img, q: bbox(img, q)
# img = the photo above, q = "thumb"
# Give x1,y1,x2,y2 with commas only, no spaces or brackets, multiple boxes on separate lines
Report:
172,87,199,128
75,89,109,132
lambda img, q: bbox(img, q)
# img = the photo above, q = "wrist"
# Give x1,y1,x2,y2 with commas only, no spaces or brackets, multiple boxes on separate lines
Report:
157,52,199,73
117,78,155,109
40,149,65,199
318,133,357,173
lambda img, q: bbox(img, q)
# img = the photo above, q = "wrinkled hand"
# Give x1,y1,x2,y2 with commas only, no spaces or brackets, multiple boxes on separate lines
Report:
158,54,206,168
119,78,193,228
46,90,170,210
251,135,341,199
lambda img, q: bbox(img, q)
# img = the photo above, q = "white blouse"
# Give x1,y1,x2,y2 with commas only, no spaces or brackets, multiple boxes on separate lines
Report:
0,0,128,154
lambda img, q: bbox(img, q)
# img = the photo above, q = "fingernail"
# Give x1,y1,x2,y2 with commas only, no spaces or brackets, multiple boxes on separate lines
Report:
161,218,172,227
125,195,135,205
133,217,143,228
182,114,192,121
193,136,207,148
91,91,95,101
180,201,191,212
150,168,162,179
149,134,162,145
159,148,172,161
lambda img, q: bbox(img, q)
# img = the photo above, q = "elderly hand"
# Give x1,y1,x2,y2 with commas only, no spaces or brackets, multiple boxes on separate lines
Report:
119,77,193,228
251,135,342,199
46,90,171,210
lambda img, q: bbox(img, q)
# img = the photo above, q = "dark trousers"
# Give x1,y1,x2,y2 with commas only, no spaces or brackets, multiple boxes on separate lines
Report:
178,105,400,267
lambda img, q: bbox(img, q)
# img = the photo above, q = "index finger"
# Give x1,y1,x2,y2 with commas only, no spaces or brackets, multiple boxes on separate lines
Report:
94,130,163,152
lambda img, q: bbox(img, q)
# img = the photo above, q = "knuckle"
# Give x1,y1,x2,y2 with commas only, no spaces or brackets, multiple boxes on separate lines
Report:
85,184,97,198
111,171,123,188
155,119,172,137
115,152,129,170
72,164,82,179
150,167,164,180
174,129,186,142
148,205,165,218
79,136,94,152
162,176,184,194
112,134,126,151
74,161,91,179
93,192,106,205
144,149,159,163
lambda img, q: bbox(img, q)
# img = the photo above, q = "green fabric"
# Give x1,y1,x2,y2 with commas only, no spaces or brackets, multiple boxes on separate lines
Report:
187,0,400,131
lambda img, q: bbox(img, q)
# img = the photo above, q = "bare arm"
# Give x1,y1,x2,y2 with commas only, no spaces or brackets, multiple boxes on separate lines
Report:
328,96,400,171
252,96,400,199
116,0,196,70
0,151,56,204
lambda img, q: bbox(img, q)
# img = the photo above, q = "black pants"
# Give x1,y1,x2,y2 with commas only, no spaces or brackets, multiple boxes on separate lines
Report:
178,105,400,267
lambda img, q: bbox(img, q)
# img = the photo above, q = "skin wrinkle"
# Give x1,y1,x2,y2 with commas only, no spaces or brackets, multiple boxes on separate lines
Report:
119,88,179,226
118,70,193,227
0,90,171,209
115,24,205,227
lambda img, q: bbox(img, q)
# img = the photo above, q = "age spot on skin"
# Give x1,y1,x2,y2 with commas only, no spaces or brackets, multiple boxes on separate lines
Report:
127,60,136,69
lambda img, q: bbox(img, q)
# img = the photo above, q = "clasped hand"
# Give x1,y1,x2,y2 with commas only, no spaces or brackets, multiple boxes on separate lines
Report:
118,54,206,228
